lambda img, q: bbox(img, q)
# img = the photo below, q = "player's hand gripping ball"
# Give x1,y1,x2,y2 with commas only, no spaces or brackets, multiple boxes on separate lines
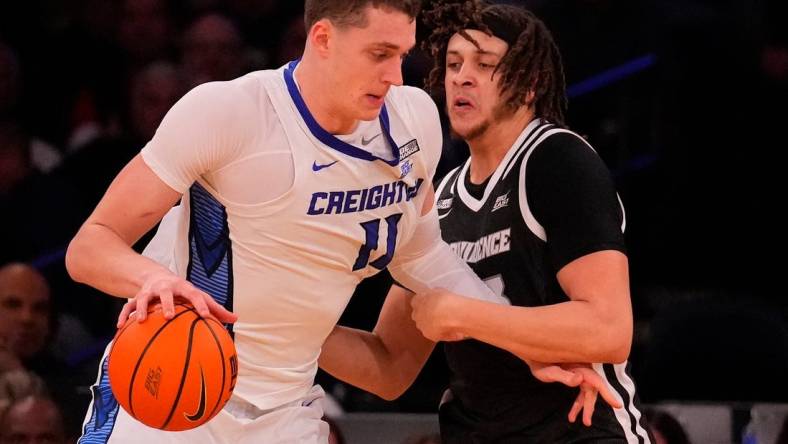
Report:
108,302,238,431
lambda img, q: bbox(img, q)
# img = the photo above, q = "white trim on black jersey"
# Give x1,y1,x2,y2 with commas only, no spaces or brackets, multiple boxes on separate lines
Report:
455,119,546,212
593,363,652,443
517,128,566,241
517,128,627,242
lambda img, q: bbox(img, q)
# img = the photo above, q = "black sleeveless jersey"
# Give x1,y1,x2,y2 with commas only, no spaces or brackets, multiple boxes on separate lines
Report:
435,120,651,443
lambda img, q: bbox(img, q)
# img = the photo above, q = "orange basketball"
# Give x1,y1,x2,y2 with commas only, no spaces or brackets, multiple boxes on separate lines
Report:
108,302,238,431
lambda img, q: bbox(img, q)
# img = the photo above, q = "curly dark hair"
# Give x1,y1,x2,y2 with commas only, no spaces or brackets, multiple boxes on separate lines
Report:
423,0,567,126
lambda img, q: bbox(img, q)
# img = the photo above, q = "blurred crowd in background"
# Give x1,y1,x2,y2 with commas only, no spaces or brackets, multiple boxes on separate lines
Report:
1,0,787,441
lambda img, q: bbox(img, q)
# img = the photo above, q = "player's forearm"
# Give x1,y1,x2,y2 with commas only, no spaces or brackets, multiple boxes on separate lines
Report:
455,298,632,363
66,223,172,299
319,326,412,400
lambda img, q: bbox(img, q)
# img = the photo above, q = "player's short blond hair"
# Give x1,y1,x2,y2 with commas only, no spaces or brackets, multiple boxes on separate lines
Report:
304,0,421,30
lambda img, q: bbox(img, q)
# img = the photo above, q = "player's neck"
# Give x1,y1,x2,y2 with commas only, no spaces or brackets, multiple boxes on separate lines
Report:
467,107,535,184
294,58,359,135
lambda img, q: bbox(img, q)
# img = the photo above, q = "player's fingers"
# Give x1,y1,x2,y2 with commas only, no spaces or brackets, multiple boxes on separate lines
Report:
159,289,175,319
577,368,623,409
135,291,151,323
582,386,596,426
410,293,424,311
117,299,136,329
205,294,238,323
195,298,213,319
568,391,584,423
537,365,582,386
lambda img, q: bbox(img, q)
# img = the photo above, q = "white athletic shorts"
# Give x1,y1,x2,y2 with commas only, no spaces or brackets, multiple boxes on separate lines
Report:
78,354,328,444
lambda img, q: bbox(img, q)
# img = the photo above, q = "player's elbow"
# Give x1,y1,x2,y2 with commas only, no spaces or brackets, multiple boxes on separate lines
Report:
377,387,404,401
65,235,87,284
375,375,414,401
596,316,632,363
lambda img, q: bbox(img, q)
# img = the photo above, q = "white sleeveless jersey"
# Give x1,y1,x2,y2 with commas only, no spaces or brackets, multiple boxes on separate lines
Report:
140,62,442,409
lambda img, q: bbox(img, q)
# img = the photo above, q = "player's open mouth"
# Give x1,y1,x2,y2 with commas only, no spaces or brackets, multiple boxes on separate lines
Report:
366,94,385,106
452,96,475,110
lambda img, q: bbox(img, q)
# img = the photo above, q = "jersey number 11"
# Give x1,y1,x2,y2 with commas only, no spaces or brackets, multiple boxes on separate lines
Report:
352,213,403,271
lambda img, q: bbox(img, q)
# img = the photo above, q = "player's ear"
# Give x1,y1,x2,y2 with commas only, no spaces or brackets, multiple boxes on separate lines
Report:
308,19,333,57
525,88,535,105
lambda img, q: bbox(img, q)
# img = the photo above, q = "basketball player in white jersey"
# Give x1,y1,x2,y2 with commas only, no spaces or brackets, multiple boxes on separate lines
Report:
65,1,516,443
67,1,617,442
320,2,652,442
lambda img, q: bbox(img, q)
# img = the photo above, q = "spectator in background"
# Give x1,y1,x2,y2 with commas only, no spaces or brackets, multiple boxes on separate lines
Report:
0,395,67,444
777,415,788,444
0,262,93,439
643,408,691,444
0,42,62,174
127,62,187,145
273,13,307,66
403,433,441,444
0,122,32,197
180,13,247,88
0,42,21,121
0,263,51,367
0,369,46,415
117,0,176,70
57,61,187,215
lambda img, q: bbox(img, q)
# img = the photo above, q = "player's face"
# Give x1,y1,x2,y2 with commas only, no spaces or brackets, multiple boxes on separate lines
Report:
326,6,416,122
444,30,509,141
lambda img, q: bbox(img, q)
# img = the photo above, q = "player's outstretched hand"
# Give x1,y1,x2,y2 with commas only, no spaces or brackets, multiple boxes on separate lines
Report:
565,364,623,426
117,271,238,328
528,362,622,426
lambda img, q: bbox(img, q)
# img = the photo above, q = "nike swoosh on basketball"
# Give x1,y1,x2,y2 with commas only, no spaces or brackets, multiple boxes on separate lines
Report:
185,367,207,422
312,160,338,171
361,133,381,145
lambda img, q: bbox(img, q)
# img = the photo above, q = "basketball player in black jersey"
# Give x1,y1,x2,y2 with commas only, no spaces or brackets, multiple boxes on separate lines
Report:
320,1,652,442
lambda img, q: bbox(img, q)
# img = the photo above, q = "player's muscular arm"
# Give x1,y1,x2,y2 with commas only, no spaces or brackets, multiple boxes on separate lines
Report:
66,155,180,297
66,155,237,325
411,250,632,363
320,286,435,400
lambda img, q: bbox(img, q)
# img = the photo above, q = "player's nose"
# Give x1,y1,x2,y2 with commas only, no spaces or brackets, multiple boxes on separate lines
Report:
381,59,404,86
452,63,477,88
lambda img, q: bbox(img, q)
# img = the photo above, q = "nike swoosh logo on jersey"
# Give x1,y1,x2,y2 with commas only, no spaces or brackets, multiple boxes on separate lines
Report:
361,133,381,145
185,367,207,422
312,160,338,171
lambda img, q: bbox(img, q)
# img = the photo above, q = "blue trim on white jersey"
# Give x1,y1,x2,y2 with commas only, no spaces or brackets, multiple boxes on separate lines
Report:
186,183,234,331
79,356,119,444
284,59,401,166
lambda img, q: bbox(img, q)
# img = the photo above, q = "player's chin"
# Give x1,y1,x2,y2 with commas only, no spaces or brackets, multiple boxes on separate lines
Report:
356,105,383,121
448,121,475,139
